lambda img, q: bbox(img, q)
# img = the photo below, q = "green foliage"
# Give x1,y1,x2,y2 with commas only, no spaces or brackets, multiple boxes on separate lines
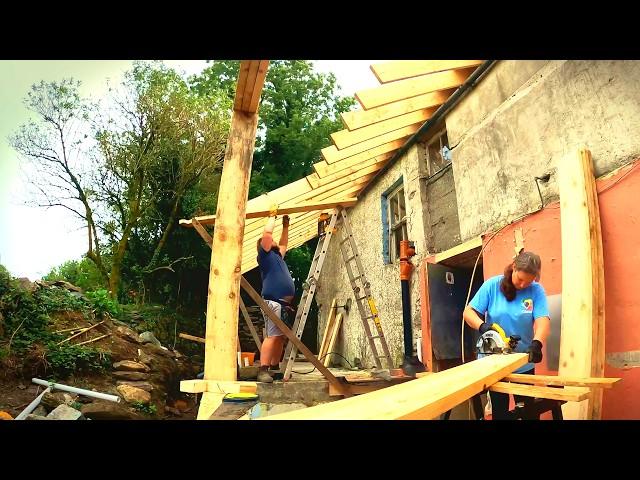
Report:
86,289,120,316
131,401,157,415
0,265,109,378
70,401,83,411
43,258,106,292
190,60,356,197
44,342,111,378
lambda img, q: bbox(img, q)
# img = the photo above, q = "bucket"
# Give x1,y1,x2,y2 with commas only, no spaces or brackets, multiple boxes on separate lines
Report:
240,352,255,367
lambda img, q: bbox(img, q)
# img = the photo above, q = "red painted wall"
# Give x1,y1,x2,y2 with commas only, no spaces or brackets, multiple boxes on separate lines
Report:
480,160,640,419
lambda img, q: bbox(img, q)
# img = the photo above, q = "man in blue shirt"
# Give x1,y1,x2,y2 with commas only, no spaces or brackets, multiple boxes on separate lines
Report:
463,251,550,419
256,214,296,383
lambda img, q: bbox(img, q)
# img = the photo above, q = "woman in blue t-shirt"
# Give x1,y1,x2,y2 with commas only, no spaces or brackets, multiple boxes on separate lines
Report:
463,251,551,420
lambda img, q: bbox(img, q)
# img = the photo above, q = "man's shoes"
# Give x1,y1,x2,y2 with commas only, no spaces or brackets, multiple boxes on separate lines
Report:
257,369,274,383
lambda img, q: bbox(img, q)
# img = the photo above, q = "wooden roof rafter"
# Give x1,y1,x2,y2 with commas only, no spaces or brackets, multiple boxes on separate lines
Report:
181,60,487,275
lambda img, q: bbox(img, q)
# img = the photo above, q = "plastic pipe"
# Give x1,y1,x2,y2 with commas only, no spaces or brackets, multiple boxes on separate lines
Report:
31,378,120,403
15,387,52,420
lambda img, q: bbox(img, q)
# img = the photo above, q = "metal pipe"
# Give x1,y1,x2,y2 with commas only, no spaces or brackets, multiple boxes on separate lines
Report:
31,378,120,403
401,279,413,357
15,387,51,420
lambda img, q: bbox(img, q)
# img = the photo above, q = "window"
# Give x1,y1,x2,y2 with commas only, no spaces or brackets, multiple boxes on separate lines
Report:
384,183,407,263
425,128,451,176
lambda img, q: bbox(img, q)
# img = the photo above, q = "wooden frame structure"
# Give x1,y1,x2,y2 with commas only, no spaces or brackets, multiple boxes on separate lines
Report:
175,61,622,420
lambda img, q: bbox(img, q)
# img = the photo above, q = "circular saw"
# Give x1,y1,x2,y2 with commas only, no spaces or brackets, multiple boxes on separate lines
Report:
476,323,521,355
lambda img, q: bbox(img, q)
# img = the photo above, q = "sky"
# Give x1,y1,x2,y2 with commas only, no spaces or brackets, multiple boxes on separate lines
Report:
0,60,384,280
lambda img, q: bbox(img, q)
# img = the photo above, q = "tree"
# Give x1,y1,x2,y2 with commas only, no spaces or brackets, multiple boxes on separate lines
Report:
11,63,231,300
10,79,110,284
190,60,355,197
92,63,231,297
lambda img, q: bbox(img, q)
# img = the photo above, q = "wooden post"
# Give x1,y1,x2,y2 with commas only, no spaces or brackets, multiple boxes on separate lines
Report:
203,61,268,383
240,276,352,397
558,148,605,419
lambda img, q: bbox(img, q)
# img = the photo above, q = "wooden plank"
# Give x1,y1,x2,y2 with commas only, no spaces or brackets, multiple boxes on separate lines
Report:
240,61,260,112
203,107,260,383
239,276,352,397
371,60,484,83
233,61,251,112
427,236,483,264
180,198,357,227
590,148,606,420
331,108,435,150
318,299,337,362
245,60,269,114
322,126,419,164
418,261,433,372
558,148,605,420
489,382,591,402
180,379,257,394
341,89,453,131
504,374,621,389
261,354,527,420
191,218,212,246
239,297,262,349
323,313,343,367
355,67,475,110
313,152,393,180
197,392,225,420
329,378,411,396
179,332,205,344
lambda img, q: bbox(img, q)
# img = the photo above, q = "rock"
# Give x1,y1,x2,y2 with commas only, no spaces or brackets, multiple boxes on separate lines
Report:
143,343,175,358
138,350,154,366
16,277,35,292
139,331,162,346
25,414,50,420
116,381,154,392
112,371,150,381
239,365,259,380
47,404,85,420
32,406,48,417
80,401,144,420
41,392,76,412
164,405,182,416
117,385,151,404
51,280,83,293
113,360,150,372
115,326,141,344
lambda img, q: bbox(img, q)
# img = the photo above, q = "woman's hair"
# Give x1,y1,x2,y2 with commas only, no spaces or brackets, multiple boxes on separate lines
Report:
499,251,542,301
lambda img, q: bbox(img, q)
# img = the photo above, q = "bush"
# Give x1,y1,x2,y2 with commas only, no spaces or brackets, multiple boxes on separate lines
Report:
44,342,111,378
0,264,110,378
132,401,157,415
43,258,105,292
86,289,120,317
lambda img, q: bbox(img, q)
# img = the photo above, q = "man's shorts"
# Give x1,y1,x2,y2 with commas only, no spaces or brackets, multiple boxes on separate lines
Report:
262,300,285,337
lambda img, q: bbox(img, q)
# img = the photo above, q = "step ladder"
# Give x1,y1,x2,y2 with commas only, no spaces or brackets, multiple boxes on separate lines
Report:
281,207,394,380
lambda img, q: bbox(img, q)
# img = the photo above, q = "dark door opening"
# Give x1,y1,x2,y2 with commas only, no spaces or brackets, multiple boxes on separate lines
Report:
427,246,484,372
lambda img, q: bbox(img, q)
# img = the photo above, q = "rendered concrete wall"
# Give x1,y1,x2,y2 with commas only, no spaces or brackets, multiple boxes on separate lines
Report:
314,145,427,368
448,60,640,240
